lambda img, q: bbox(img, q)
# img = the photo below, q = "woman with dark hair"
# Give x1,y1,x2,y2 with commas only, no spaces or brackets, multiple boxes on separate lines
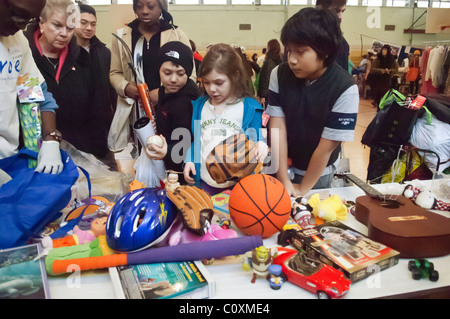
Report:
257,39,282,106
108,0,195,154
368,44,399,107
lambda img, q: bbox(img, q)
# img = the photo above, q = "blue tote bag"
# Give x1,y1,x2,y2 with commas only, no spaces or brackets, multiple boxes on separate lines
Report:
0,148,79,249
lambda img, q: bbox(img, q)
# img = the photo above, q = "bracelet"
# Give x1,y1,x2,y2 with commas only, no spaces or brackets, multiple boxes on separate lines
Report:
43,129,62,143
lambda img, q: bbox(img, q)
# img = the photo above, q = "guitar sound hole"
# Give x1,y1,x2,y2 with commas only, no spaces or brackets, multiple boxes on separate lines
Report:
380,200,400,209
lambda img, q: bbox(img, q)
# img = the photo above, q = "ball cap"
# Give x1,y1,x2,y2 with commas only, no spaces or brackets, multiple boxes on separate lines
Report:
158,41,194,76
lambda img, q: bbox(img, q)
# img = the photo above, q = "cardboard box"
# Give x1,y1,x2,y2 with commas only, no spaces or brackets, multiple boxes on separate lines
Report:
289,220,400,283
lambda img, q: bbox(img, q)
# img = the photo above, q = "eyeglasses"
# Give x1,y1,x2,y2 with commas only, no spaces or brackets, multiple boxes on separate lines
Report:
6,0,39,28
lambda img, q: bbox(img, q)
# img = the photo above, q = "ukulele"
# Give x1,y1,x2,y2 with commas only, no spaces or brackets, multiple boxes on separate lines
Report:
339,173,450,258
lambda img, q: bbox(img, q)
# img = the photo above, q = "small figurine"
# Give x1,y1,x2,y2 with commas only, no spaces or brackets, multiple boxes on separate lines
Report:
408,259,439,282
164,170,180,192
291,196,312,229
242,246,278,284
268,264,284,290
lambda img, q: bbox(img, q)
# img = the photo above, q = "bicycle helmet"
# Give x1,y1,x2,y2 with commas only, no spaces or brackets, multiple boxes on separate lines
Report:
106,188,177,252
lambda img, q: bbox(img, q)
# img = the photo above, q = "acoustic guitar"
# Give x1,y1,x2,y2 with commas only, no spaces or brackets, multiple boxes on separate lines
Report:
339,173,450,258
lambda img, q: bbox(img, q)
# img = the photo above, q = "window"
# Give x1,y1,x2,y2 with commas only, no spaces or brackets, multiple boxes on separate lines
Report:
361,0,383,6
289,0,308,4
386,0,407,6
86,0,112,4
232,0,254,4
175,0,200,3
203,0,227,4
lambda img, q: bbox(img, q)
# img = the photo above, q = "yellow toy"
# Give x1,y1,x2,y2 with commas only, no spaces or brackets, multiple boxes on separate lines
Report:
308,194,348,223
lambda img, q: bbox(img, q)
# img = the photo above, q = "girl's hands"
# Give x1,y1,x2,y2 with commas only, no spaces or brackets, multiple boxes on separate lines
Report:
255,141,269,162
183,162,196,185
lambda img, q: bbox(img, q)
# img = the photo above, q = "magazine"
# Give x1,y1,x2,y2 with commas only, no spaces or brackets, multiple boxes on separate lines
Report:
0,244,50,299
109,260,215,299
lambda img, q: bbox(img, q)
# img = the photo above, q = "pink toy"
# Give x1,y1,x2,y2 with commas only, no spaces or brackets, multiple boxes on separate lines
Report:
157,217,238,246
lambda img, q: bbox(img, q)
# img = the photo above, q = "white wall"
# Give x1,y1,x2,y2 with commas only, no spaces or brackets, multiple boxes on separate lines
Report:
93,4,450,55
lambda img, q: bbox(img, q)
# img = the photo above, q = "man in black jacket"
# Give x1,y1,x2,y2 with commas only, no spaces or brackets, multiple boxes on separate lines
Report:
75,4,117,168
316,0,349,72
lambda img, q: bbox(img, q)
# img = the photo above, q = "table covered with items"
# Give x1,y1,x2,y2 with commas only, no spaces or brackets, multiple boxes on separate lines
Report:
1,144,448,300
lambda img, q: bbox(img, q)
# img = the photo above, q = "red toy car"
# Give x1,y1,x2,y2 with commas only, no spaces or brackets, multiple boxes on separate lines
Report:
272,247,351,299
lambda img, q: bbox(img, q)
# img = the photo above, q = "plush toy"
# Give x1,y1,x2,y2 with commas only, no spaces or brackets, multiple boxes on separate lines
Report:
157,216,238,246
308,194,348,223
403,184,450,211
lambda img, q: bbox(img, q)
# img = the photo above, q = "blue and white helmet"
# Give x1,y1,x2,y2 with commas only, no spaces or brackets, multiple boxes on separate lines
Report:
106,188,176,252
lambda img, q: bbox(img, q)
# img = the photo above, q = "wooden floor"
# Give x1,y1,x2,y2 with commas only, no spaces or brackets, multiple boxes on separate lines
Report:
343,98,377,182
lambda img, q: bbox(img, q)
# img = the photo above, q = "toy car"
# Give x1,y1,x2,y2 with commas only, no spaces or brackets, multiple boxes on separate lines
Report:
408,259,439,282
272,247,351,299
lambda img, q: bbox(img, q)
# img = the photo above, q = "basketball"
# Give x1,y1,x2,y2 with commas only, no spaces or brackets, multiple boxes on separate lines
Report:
229,174,291,238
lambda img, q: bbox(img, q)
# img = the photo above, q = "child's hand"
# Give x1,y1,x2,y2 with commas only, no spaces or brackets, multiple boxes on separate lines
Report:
145,135,167,160
183,162,196,185
255,141,268,162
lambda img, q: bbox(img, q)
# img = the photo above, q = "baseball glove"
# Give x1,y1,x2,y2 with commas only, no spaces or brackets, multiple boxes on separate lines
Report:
167,185,215,236
206,133,263,184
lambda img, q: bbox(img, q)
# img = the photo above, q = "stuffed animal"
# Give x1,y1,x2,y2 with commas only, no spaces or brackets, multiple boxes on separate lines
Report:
403,184,450,211
308,194,348,223
157,216,238,246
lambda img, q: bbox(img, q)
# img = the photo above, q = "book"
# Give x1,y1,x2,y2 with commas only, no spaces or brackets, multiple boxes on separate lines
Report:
211,189,231,215
0,244,50,299
109,260,215,299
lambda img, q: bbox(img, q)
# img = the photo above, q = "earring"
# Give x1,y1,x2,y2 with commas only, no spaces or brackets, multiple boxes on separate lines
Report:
159,12,163,20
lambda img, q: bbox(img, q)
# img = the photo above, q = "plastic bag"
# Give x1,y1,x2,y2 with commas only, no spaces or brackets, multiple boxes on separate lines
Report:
61,141,133,201
133,151,166,188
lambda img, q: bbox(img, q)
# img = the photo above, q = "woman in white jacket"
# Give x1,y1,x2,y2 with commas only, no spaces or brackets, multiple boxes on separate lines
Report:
108,0,195,153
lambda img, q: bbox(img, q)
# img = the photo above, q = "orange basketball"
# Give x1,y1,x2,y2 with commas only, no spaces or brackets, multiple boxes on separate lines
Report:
229,174,291,238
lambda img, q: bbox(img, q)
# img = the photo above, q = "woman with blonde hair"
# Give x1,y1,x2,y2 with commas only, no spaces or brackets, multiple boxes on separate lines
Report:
24,0,112,164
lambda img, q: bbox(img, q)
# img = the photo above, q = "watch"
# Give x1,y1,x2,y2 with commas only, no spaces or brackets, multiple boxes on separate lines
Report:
43,129,63,143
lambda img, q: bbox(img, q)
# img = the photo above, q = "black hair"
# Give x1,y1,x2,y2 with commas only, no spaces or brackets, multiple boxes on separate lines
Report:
280,7,342,67
78,4,96,17
316,0,347,8
132,0,173,25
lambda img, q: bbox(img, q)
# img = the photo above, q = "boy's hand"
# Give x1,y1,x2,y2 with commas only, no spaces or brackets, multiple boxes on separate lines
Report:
183,162,196,185
144,135,167,160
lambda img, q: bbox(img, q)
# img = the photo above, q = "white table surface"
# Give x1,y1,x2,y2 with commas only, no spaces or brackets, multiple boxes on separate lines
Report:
47,180,450,299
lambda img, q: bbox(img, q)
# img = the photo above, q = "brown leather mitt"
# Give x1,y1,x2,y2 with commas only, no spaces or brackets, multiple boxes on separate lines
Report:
167,185,215,236
206,133,263,184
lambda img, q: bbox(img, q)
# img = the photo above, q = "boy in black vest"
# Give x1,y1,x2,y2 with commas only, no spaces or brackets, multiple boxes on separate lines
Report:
267,7,359,197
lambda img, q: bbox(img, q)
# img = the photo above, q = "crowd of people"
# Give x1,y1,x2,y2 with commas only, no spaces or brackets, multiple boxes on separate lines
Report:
1,0,364,198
